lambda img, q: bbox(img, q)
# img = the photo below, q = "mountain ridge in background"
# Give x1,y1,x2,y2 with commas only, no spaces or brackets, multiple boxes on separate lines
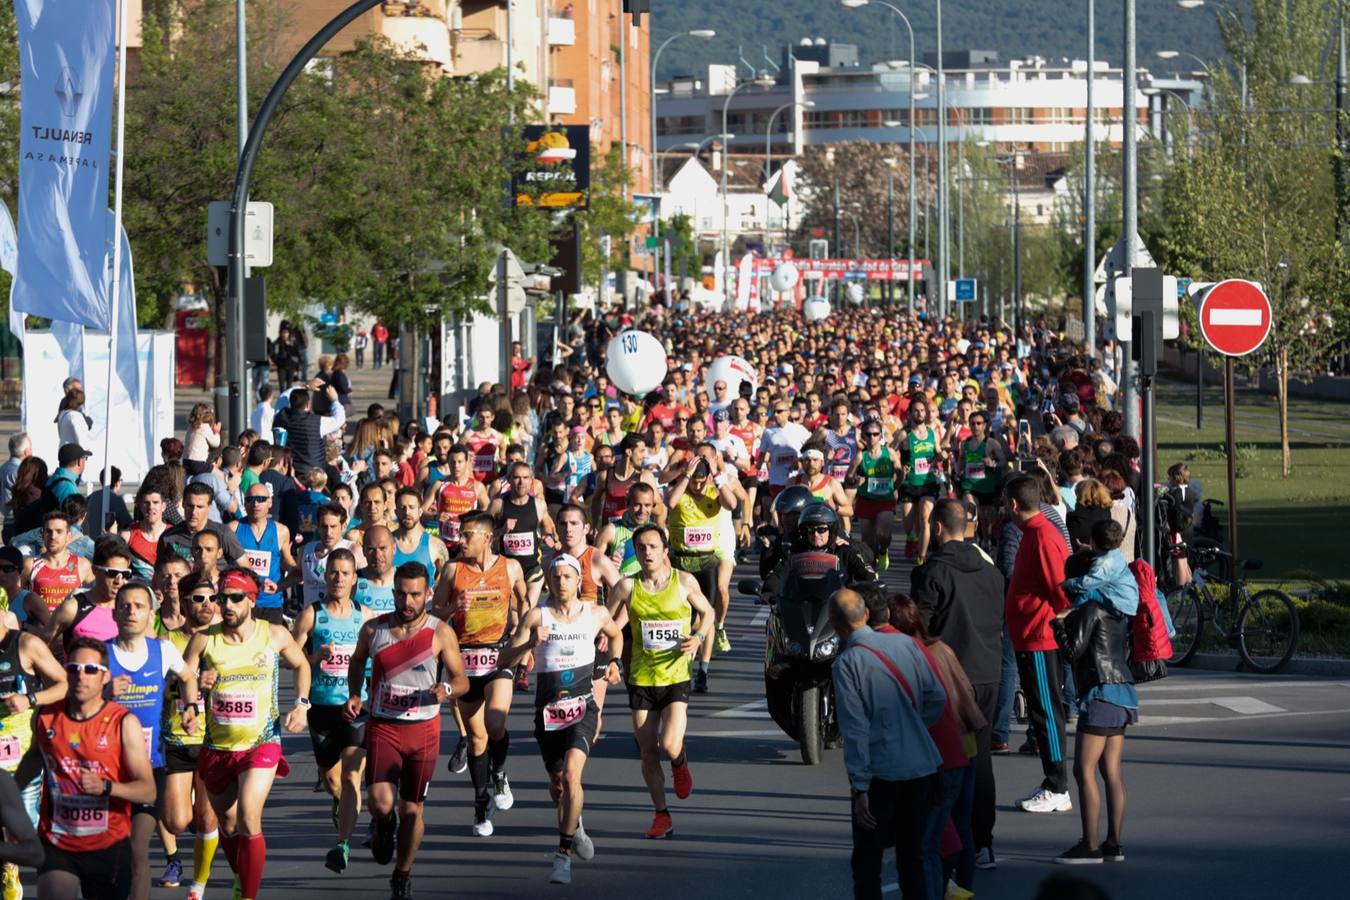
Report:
652,1,1226,80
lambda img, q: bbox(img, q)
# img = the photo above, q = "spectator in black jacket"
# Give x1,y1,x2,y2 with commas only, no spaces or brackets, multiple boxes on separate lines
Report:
911,499,1006,868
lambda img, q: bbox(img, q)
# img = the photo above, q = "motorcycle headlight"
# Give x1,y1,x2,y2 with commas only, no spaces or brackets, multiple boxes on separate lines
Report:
785,639,804,657
813,634,840,660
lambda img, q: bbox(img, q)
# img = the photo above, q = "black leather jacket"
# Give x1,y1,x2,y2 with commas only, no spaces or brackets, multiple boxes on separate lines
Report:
1055,601,1134,694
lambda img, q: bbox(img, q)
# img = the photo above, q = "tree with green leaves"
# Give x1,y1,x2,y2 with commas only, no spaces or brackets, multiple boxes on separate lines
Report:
1156,0,1350,476
575,143,638,290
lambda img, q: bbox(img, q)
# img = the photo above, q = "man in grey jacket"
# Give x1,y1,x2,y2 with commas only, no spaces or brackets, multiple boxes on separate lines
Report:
830,588,946,900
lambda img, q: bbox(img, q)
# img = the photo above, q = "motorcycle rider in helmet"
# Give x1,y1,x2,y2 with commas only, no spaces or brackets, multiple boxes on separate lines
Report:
758,489,876,598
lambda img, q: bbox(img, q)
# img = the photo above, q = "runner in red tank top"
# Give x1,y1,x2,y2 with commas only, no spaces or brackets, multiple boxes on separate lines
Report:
423,445,489,551
17,637,156,900
26,512,93,627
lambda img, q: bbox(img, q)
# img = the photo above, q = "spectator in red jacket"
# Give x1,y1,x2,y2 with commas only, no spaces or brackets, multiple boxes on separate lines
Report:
1003,474,1071,814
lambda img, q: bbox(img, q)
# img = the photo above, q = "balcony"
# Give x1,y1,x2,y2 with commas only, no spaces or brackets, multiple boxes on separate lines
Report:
549,80,576,115
380,8,452,69
547,16,576,46
453,33,505,75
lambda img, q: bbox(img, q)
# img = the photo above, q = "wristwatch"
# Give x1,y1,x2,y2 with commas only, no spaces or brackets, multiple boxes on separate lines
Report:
439,682,454,699
294,697,312,710
101,779,113,797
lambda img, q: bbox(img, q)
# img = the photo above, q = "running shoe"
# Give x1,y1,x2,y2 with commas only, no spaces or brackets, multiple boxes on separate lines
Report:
2,863,21,900
491,772,514,811
447,736,468,774
472,800,494,837
974,847,996,870
156,858,183,888
1019,787,1073,813
692,670,708,694
371,811,398,865
644,810,674,840
672,760,693,799
186,885,207,900
573,819,595,861
324,841,350,874
549,853,572,885
1054,841,1103,865
1100,840,1125,862
991,741,1010,755
1017,739,1039,755
231,876,242,900
390,871,413,899
877,550,889,572
944,882,975,900
514,671,530,692
714,624,732,654
904,537,917,558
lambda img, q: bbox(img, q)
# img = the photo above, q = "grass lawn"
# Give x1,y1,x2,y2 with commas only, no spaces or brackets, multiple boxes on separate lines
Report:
1154,376,1350,586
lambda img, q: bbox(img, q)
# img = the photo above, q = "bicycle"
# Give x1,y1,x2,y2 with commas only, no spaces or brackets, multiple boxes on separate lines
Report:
1164,540,1301,673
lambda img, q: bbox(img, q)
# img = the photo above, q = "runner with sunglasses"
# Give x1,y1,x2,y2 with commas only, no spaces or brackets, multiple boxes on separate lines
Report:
0,595,66,900
105,581,198,900
15,637,156,900
42,537,133,654
180,568,312,900
155,572,221,900
851,421,900,571
229,485,299,626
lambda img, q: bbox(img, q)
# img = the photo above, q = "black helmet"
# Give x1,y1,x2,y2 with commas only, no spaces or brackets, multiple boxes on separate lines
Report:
773,485,816,517
796,502,839,533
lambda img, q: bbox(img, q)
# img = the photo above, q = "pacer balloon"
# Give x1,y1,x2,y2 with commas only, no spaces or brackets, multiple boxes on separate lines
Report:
606,330,668,396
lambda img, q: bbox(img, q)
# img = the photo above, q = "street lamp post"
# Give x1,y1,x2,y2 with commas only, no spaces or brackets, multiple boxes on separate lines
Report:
1085,0,1096,352
764,100,814,251
1122,0,1139,439
841,0,916,313
650,29,716,291
885,157,898,305
722,74,776,306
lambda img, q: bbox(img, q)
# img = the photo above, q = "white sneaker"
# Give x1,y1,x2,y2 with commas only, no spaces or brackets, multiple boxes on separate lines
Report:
549,852,572,885
491,772,514,811
472,802,495,837
1019,787,1073,813
573,819,595,861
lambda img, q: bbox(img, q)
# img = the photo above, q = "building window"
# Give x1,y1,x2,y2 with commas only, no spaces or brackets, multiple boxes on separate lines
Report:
659,116,704,136
1007,108,1031,125
963,107,993,125
804,110,832,129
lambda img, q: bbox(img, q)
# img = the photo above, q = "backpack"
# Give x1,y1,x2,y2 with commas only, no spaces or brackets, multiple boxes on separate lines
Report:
1127,559,1172,683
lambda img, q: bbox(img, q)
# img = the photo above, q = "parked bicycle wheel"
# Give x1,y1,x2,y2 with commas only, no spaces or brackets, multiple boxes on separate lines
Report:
1166,584,1204,666
1237,589,1300,673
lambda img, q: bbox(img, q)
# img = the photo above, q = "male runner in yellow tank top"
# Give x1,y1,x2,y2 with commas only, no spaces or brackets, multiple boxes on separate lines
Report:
607,524,714,840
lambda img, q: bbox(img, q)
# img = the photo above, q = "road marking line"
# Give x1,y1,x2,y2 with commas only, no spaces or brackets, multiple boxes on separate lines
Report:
1140,696,1287,714
685,728,792,739
1208,308,1264,327
883,884,898,894
710,699,771,719
748,608,768,629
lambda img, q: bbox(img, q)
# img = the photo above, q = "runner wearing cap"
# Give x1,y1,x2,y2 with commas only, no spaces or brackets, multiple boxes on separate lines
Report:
180,567,312,900
608,524,715,839
498,553,624,884
432,511,528,837
344,561,469,900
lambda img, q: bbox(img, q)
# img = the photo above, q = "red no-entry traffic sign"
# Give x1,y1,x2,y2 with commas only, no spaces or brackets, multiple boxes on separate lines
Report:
1198,279,1272,357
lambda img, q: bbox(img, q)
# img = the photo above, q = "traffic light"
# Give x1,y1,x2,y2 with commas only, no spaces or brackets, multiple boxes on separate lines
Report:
623,1,650,25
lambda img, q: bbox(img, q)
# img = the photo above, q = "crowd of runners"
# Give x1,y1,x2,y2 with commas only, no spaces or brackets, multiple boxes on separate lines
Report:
0,302,1176,900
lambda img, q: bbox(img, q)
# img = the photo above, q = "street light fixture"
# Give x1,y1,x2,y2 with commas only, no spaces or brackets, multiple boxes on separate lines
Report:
722,73,777,306
764,100,814,183
841,0,920,314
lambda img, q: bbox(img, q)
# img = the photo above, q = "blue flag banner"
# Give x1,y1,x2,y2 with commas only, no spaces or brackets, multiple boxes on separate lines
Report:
11,0,118,329
1,201,20,341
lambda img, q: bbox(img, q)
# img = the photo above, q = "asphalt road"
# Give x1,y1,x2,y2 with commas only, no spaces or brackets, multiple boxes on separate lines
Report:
12,550,1348,899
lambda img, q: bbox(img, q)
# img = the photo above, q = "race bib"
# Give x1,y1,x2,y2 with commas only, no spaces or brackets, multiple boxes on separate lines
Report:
541,695,588,732
681,526,715,552
966,463,986,482
866,477,894,495
243,549,273,578
441,518,462,544
641,619,685,652
830,464,851,482
321,645,356,676
773,452,797,468
913,457,931,476
375,683,429,721
0,734,20,764
141,726,155,760
502,532,535,557
51,791,109,838
472,454,496,473
756,462,768,481
461,647,500,677
211,690,257,727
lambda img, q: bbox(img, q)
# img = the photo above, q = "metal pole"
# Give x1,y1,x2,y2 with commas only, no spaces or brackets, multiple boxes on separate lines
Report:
1084,0,1097,352
1013,158,1022,334
935,0,948,319
1224,356,1238,560
228,0,381,440
908,53,916,316
102,0,130,520
834,178,842,298
1122,0,1139,438
506,0,513,93
225,0,250,438
1140,311,1156,572
1336,6,1346,246
887,169,895,305
1196,344,1204,429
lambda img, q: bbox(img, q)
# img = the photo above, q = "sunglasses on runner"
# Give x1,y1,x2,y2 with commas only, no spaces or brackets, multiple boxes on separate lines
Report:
188,593,218,605
245,495,270,504
65,662,109,676
96,566,133,580
215,593,250,605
